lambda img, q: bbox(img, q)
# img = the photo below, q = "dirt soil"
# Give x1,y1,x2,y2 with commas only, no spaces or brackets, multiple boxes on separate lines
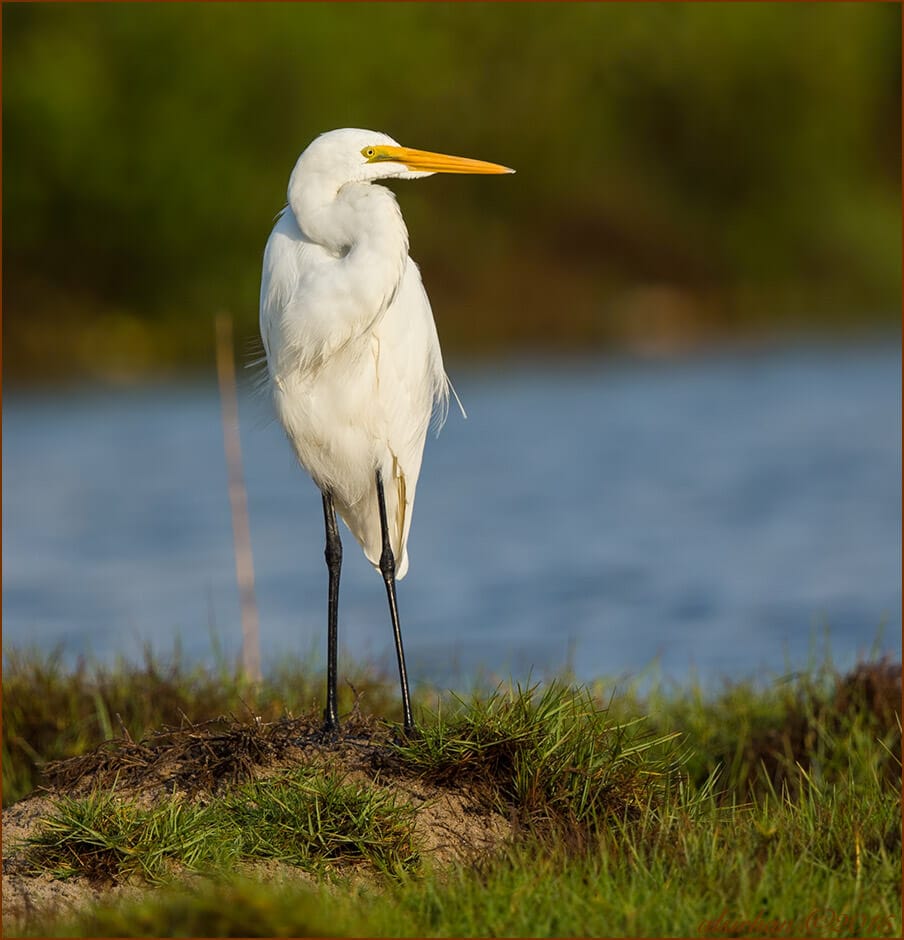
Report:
2,714,512,932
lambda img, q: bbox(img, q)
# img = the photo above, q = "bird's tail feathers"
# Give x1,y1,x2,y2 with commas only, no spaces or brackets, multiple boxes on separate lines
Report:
335,458,412,580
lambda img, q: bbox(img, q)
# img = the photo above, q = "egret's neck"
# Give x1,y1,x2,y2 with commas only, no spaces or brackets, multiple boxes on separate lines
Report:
288,172,409,262
285,171,411,350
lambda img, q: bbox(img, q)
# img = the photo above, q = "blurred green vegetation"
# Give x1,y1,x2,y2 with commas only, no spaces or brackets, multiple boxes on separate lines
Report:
3,2,900,383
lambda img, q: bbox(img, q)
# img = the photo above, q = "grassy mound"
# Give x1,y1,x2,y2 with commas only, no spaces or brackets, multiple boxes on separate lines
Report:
2,651,900,937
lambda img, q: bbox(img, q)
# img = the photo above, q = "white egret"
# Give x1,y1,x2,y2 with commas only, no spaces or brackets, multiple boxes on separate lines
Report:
259,128,513,733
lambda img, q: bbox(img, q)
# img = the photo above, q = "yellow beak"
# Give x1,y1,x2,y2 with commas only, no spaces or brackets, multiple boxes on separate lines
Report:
368,144,515,175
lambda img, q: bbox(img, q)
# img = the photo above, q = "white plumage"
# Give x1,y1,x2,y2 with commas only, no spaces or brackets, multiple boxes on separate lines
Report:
259,128,513,730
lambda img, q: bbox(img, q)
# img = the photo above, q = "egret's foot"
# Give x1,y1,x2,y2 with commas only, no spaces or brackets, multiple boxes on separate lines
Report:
393,722,420,745
290,722,340,748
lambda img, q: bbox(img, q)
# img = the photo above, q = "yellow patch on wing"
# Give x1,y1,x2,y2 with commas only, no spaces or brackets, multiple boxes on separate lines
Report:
371,335,381,393
391,454,407,555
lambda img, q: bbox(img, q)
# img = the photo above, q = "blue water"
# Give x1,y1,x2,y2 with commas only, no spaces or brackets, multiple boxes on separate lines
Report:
3,343,901,689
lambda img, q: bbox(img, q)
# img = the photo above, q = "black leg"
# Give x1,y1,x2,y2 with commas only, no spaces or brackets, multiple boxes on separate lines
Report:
375,470,415,734
322,491,342,732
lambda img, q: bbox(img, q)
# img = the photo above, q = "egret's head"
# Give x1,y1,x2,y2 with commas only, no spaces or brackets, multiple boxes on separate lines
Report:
293,128,514,189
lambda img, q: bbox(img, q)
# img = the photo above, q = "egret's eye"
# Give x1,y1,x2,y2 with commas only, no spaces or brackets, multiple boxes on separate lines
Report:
362,147,377,160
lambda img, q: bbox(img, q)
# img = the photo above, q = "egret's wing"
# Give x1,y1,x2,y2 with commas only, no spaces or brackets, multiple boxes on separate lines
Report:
332,260,447,579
